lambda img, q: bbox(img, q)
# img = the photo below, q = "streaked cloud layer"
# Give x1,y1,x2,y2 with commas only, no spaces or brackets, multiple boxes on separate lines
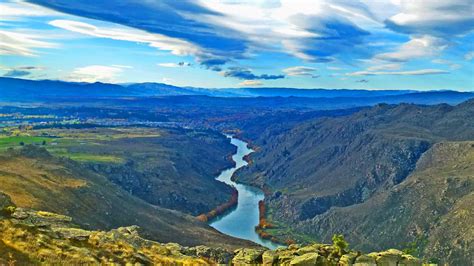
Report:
1,0,473,90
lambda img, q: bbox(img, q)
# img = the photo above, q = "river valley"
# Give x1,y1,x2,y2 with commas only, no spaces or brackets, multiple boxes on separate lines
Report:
209,136,282,249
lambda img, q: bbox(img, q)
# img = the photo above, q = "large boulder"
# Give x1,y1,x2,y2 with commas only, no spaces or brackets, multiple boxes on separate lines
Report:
277,250,298,265
290,252,327,266
354,254,377,266
52,227,93,241
368,249,404,266
164,243,184,256
185,245,233,264
0,192,13,210
262,250,278,265
232,248,264,265
296,244,324,255
339,252,358,265
398,254,422,266
10,209,73,228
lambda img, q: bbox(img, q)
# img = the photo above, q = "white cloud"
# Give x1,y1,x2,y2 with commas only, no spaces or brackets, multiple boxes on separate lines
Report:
238,80,263,87
0,1,59,20
157,62,191,68
162,77,174,83
376,35,448,62
432,59,461,70
199,0,474,69
283,66,318,77
5,0,471,82
464,51,474,61
158,63,180,68
111,64,133,69
374,0,474,67
0,30,58,56
198,0,380,62
386,0,474,37
347,68,449,76
367,63,401,71
28,0,392,66
49,19,235,68
49,20,203,58
327,66,343,71
67,65,126,83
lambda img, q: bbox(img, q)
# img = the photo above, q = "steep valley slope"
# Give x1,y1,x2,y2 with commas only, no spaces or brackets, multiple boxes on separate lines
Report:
0,145,257,250
0,127,236,216
79,127,236,216
236,100,474,264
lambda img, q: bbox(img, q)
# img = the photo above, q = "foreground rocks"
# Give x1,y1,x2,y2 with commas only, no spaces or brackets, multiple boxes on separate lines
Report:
0,208,425,265
231,244,423,266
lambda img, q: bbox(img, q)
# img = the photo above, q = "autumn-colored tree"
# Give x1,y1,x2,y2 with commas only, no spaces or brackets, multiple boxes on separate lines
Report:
196,214,208,222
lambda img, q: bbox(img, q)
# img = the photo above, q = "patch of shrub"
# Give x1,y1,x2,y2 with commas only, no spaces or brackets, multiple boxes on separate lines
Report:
1,206,16,217
332,234,349,256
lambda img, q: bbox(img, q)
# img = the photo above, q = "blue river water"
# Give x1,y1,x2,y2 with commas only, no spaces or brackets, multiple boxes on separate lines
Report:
209,136,282,249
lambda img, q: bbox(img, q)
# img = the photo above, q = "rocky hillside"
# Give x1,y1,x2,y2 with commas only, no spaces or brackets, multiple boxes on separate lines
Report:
236,100,474,264
81,128,236,216
0,207,422,265
295,141,474,265
0,146,256,250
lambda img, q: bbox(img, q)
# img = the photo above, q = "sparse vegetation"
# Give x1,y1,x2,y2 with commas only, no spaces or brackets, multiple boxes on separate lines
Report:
332,234,349,256
0,208,423,265
1,206,16,217
236,101,474,265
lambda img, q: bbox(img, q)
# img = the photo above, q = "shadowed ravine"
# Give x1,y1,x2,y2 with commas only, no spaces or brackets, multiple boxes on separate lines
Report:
210,136,282,249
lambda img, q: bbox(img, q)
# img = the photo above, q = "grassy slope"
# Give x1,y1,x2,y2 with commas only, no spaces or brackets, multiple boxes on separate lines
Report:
0,146,258,250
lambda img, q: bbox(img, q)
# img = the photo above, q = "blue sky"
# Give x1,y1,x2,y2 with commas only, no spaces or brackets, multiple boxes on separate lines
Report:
1,0,473,91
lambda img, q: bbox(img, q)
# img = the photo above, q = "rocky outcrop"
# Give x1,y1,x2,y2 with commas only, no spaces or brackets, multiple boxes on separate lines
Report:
0,192,12,212
0,208,218,265
230,244,423,266
0,208,424,265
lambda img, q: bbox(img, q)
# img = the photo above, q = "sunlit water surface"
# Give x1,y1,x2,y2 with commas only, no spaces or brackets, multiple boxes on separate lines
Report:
210,136,283,249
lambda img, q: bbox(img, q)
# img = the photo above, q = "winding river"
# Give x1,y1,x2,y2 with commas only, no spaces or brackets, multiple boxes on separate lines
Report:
210,136,282,249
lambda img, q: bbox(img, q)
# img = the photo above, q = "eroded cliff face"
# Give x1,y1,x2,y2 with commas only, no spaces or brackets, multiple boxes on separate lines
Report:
0,207,422,265
234,101,474,265
81,128,237,216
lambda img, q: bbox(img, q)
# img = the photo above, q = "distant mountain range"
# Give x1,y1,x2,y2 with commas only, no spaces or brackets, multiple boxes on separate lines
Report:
1,77,473,113
127,83,418,98
2,77,471,100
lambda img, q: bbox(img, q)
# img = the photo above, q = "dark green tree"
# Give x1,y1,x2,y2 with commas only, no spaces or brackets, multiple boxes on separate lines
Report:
332,234,349,256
